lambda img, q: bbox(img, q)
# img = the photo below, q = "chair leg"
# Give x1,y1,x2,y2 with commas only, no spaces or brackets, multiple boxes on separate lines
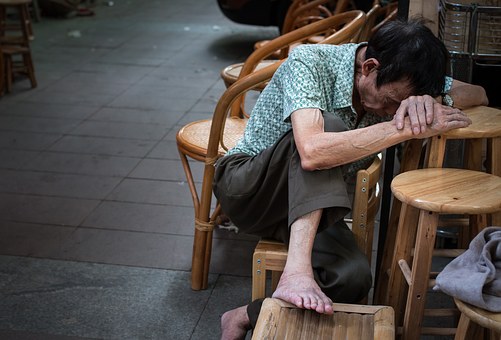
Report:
24,51,37,88
5,53,12,93
191,227,210,290
252,249,267,301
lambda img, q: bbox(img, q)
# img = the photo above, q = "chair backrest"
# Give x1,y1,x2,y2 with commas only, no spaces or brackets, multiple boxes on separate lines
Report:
230,10,366,118
199,61,285,226
358,1,398,42
351,153,383,265
281,0,353,36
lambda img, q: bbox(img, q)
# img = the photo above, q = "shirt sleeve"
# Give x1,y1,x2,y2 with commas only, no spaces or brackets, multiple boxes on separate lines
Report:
280,47,328,121
443,76,453,94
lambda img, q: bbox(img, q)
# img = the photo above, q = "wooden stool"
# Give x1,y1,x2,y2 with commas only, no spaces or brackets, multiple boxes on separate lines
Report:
375,105,501,305
0,0,34,43
2,44,36,92
387,168,501,340
427,106,501,227
454,298,501,340
0,0,36,92
252,298,395,339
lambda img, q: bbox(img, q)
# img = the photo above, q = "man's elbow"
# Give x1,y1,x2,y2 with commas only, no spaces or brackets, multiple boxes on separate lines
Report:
298,144,335,171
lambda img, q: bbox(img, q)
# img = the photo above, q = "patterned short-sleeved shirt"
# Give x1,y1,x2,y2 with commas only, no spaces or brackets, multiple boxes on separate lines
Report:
227,43,452,176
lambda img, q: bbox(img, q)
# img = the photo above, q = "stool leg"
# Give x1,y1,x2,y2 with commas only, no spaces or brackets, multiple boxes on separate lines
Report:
24,51,37,88
402,210,439,340
375,139,424,305
454,312,485,340
386,203,420,328
489,137,501,226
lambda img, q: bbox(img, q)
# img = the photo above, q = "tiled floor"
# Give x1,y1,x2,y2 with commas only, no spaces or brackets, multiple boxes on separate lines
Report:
0,1,461,339
0,1,278,339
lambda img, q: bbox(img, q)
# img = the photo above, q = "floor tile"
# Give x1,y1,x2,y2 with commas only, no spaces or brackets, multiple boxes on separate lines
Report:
21,152,141,177
0,169,121,199
106,178,194,206
81,201,195,236
48,135,156,158
0,256,215,339
0,193,100,226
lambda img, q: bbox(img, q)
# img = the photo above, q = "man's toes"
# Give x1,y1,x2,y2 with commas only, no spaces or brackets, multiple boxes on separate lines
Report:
305,295,314,308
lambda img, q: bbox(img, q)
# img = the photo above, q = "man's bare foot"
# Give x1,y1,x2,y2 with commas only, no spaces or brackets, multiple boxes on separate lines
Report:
221,305,251,340
272,272,333,314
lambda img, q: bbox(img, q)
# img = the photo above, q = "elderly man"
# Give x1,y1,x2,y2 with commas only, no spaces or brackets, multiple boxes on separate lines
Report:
214,18,488,339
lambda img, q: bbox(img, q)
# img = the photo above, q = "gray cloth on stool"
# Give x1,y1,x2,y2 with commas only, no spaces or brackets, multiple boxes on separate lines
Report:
434,226,501,312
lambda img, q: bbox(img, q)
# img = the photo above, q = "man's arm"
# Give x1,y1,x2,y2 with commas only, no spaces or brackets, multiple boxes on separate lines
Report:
447,79,489,109
394,81,488,135
291,104,471,171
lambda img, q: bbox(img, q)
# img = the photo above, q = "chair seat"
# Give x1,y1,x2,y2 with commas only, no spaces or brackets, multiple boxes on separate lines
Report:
252,298,395,339
220,59,279,89
391,168,501,214
176,117,247,161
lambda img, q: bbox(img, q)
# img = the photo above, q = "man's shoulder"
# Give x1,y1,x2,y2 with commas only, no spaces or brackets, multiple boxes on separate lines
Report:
289,43,362,59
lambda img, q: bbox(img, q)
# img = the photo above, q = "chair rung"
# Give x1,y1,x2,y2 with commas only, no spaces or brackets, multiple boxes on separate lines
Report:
424,308,459,317
398,259,412,285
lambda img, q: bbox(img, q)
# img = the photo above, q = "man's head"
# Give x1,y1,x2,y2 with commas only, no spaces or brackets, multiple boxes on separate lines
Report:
365,18,449,98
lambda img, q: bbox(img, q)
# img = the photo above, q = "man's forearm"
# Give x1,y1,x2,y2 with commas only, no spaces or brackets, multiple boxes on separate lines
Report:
298,119,413,171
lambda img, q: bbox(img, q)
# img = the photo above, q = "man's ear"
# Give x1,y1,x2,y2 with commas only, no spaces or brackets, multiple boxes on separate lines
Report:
361,58,380,76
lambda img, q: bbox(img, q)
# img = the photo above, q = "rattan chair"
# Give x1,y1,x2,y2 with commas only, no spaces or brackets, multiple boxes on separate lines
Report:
356,1,398,42
252,154,383,302
220,10,366,118
177,61,285,290
253,0,353,56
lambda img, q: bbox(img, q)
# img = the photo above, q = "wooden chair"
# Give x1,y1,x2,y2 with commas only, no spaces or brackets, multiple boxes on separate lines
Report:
220,10,366,118
252,298,395,339
454,298,501,340
177,61,285,291
252,153,383,302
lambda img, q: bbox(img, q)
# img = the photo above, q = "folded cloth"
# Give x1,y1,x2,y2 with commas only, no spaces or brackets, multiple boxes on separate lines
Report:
433,226,501,312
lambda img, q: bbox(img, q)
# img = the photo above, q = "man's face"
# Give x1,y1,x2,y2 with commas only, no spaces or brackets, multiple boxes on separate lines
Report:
358,66,413,117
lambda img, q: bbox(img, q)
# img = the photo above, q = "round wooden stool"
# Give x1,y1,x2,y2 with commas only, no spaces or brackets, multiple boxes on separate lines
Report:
375,106,501,306
387,168,501,340
454,298,501,340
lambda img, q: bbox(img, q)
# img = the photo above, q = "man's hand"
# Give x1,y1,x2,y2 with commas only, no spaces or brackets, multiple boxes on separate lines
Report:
394,95,437,134
394,102,472,138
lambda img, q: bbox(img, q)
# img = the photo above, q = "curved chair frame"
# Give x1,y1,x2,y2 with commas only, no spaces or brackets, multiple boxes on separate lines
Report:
180,61,285,290
221,10,366,118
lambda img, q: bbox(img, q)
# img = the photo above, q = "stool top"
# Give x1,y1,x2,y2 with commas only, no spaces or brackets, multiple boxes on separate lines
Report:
0,0,32,5
391,168,501,214
444,106,501,139
454,298,501,332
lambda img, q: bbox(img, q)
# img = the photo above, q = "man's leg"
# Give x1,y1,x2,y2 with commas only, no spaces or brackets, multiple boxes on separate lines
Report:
272,209,334,314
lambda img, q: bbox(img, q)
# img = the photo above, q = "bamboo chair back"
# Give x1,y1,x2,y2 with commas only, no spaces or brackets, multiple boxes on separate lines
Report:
186,61,284,290
221,10,366,119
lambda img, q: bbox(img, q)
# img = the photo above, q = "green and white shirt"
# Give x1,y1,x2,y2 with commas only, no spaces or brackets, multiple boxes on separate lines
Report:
227,43,452,175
